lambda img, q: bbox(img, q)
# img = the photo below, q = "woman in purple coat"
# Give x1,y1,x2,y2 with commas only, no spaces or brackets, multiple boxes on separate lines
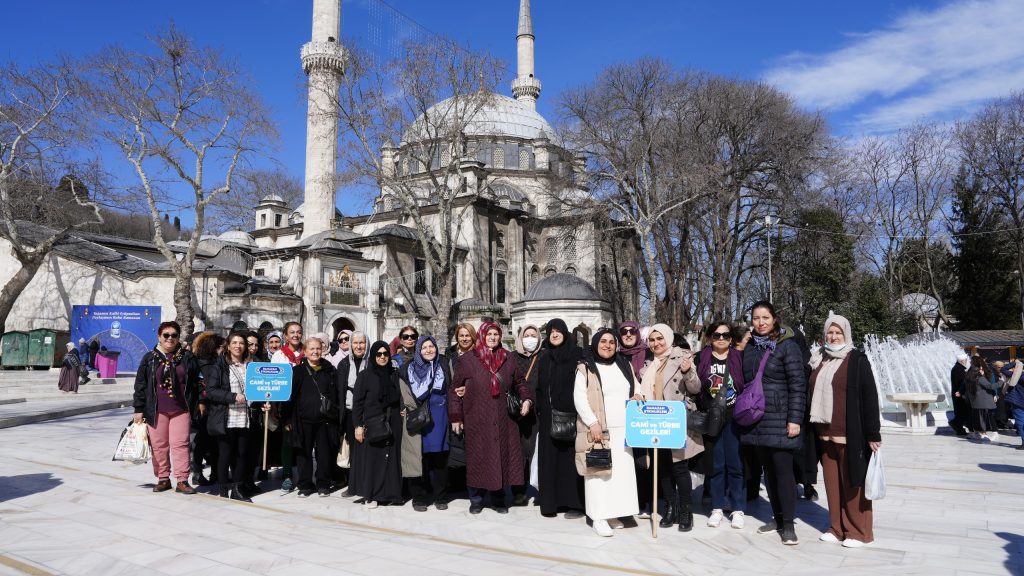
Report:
450,321,534,514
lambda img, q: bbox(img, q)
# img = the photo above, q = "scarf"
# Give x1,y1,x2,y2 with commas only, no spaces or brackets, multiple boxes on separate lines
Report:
474,320,508,397
751,333,777,351
280,343,304,366
617,321,648,375
540,318,582,410
809,313,855,424
154,344,185,399
409,335,445,399
368,341,399,405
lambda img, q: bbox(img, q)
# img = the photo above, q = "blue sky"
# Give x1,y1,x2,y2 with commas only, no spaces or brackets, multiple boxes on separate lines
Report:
5,0,1023,218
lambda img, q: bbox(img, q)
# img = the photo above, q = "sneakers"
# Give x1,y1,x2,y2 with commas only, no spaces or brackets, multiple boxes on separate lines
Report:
781,526,799,545
988,432,1000,441
318,488,331,498
707,509,725,528
842,538,868,548
297,488,314,498
365,500,379,509
757,520,780,534
819,532,840,543
281,478,294,493
592,519,614,537
730,511,745,529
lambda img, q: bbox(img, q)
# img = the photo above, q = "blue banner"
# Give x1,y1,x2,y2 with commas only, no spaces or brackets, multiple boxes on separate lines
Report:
70,305,161,374
624,400,687,449
245,363,293,402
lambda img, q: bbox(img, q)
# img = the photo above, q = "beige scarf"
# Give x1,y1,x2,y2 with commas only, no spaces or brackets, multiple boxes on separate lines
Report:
809,313,854,424
641,355,668,401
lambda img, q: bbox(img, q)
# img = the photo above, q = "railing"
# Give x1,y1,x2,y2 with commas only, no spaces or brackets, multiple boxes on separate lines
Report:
319,285,364,307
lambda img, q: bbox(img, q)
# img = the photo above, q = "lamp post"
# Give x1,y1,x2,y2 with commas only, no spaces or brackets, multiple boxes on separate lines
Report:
1015,269,1024,332
765,215,774,304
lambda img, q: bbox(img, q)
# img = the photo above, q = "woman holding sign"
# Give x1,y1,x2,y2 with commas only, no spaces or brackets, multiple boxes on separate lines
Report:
638,323,703,532
574,329,639,537
201,332,257,502
740,301,807,546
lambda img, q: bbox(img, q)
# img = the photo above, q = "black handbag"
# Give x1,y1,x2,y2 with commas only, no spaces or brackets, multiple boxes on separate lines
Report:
306,365,337,421
548,362,577,441
405,395,433,434
365,408,392,443
496,370,523,419
586,438,613,470
447,430,466,468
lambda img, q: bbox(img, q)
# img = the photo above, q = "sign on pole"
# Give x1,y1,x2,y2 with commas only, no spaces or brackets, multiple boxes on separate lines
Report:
245,363,293,402
625,400,687,449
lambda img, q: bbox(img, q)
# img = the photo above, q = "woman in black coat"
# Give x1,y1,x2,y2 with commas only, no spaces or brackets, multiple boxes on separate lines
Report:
351,340,403,507
282,337,344,498
337,332,367,496
201,332,257,501
740,301,807,546
535,318,585,518
807,314,880,547
967,357,999,440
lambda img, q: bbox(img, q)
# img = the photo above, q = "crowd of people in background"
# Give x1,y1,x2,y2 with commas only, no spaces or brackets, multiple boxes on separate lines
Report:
128,300,969,548
949,351,1023,448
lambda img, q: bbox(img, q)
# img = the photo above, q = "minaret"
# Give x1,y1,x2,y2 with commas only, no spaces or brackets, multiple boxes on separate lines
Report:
300,0,346,238
511,0,541,108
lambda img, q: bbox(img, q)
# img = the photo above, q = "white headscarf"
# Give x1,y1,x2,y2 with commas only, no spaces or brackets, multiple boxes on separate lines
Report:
809,312,854,424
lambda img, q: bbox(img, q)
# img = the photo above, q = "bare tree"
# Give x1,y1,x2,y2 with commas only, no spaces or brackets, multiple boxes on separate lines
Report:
335,39,504,338
0,60,103,331
207,168,302,233
86,27,274,333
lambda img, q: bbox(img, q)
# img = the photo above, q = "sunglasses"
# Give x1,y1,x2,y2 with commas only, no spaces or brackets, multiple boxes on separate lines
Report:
161,332,179,339
339,337,349,343
400,333,417,340
619,327,637,335
375,351,390,358
711,332,732,340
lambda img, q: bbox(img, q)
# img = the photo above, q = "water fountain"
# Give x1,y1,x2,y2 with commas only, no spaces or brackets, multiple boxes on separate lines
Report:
861,334,963,433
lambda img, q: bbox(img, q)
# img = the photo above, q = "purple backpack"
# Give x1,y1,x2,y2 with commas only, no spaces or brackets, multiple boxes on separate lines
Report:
734,349,772,427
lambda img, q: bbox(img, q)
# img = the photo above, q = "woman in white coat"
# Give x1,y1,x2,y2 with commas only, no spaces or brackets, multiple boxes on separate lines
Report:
574,329,640,537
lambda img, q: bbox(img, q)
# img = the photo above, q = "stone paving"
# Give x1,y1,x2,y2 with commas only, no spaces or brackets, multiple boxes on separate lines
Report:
0,408,1022,576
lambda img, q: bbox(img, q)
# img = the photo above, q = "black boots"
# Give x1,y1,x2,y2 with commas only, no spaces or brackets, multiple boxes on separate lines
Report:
659,502,677,528
223,484,252,502
677,503,693,532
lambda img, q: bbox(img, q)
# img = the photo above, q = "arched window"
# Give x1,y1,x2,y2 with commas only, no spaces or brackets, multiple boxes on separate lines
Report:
491,147,505,169
496,232,505,259
545,237,558,265
565,233,577,261
530,265,540,287
564,265,577,276
519,148,531,170
440,147,451,167
600,265,611,295
494,260,508,304
544,266,556,278
573,324,590,349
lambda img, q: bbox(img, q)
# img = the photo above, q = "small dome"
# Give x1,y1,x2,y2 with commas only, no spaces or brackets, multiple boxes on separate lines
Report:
259,193,286,205
218,230,256,247
524,273,601,301
290,202,343,225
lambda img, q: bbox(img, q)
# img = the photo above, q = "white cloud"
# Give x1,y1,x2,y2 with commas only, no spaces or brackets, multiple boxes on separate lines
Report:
763,0,1024,132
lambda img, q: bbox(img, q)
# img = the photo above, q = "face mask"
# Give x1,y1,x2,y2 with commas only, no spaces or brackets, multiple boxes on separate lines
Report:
522,336,539,352
824,343,846,353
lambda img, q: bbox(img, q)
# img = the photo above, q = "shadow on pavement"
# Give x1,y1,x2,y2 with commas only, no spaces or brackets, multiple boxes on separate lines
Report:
978,463,1024,474
994,532,1024,576
0,472,62,503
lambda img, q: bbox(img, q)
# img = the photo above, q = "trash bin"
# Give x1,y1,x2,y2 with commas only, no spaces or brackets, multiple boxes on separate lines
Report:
95,350,121,378
1,331,29,369
28,328,68,369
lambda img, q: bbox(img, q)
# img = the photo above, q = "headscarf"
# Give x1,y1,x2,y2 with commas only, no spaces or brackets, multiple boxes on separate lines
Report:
585,328,636,395
514,324,541,356
409,335,437,383
617,321,647,375
540,318,582,412
474,320,508,397
368,340,399,405
591,328,618,366
808,313,854,424
647,323,675,358
338,330,353,360
408,335,444,399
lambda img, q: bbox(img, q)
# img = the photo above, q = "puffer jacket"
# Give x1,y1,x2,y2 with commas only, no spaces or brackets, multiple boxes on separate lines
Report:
739,336,807,450
133,349,201,425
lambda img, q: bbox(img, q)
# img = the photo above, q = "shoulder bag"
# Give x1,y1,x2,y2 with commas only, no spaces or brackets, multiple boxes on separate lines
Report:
548,370,577,442
733,350,772,427
365,407,392,444
305,365,336,421
405,385,434,435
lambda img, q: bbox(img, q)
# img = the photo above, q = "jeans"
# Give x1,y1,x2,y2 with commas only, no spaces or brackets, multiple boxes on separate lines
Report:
710,420,745,511
1012,406,1024,441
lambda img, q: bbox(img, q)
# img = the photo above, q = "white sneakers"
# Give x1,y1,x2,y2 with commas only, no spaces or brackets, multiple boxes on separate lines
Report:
842,538,868,548
819,532,840,543
707,509,724,527
730,511,745,529
592,519,614,537
364,500,378,509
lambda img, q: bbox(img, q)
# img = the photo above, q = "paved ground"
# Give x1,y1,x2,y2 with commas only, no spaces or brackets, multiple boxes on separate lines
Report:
0,408,1022,576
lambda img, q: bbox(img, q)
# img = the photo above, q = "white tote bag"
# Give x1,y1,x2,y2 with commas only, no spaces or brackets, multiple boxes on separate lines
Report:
113,421,152,464
864,450,886,500
529,442,540,491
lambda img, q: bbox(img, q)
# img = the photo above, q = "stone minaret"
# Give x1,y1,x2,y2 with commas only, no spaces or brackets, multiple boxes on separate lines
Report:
511,0,541,108
300,0,346,238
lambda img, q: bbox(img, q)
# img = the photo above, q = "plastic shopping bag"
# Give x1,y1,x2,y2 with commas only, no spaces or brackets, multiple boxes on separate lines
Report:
113,420,152,464
529,443,540,491
337,433,351,468
864,450,885,500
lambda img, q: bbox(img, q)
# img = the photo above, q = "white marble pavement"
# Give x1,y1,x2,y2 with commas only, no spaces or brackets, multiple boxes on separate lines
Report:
0,408,1022,576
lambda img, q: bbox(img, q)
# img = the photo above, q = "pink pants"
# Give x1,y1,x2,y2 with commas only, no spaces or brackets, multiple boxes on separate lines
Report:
148,410,191,482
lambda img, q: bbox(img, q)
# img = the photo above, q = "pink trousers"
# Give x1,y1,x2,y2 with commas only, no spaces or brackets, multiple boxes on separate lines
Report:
148,410,191,482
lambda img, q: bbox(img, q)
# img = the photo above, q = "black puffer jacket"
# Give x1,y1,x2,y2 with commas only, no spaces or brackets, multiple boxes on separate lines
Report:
740,337,807,450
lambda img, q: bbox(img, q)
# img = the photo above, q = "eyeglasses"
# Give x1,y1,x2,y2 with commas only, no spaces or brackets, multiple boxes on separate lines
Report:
400,333,417,340
161,332,179,340
374,351,390,358
619,327,637,336
711,332,732,340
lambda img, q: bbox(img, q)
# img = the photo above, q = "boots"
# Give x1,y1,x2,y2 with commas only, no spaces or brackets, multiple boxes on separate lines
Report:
218,484,230,498
229,484,252,503
659,501,677,528
677,502,693,532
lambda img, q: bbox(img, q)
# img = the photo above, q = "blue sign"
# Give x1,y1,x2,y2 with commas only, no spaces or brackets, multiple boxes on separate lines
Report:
624,400,687,449
245,363,293,402
71,305,161,374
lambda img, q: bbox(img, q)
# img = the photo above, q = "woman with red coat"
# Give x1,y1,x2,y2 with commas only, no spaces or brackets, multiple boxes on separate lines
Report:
450,321,534,514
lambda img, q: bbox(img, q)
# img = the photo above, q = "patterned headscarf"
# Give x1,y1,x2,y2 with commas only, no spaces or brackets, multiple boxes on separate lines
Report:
474,321,508,397
617,321,647,374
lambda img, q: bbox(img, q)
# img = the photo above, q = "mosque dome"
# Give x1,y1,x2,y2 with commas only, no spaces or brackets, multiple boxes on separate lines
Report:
289,202,343,225
218,230,256,247
524,273,602,301
404,93,562,147
259,193,286,206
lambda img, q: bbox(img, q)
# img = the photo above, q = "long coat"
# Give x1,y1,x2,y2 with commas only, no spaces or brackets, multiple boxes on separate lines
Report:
449,349,534,491
536,347,585,514
967,367,998,410
739,338,808,451
351,367,403,502
639,347,704,462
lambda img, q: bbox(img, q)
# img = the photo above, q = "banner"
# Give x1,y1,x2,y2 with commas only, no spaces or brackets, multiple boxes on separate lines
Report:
70,306,161,374
624,400,687,449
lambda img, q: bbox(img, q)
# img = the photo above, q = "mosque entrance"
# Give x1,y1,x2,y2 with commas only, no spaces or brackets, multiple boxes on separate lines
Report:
331,316,356,339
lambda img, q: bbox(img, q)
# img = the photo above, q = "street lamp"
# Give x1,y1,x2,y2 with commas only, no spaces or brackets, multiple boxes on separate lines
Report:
1015,270,1024,332
765,215,774,304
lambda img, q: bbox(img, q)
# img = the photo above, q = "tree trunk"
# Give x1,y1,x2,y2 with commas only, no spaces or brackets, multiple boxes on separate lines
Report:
433,270,455,348
0,254,44,333
173,263,196,335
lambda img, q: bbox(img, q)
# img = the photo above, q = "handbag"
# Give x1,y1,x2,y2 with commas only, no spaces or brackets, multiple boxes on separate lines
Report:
306,365,336,421
585,437,613,470
499,368,523,419
865,450,886,500
734,349,772,427
448,429,466,468
336,433,351,468
365,408,392,444
113,420,151,464
548,360,577,441
405,394,433,434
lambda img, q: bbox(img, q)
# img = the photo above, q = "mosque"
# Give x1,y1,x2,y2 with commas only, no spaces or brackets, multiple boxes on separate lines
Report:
0,0,639,346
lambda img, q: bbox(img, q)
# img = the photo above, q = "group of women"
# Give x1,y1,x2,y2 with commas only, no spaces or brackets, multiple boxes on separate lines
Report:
131,301,882,548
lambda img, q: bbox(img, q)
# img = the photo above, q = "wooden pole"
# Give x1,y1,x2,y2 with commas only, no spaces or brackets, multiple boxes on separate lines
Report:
652,448,659,538
262,403,269,470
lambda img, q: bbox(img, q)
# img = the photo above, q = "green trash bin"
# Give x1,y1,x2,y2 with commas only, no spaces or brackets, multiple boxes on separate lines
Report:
1,331,29,369
28,328,66,369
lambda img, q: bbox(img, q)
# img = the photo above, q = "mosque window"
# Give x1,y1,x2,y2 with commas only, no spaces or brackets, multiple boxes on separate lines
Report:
492,147,505,169
564,265,577,276
441,147,451,167
494,262,507,304
496,232,505,259
254,268,265,277
544,266,556,278
415,258,427,295
565,233,577,261
519,148,531,170
260,214,267,227
545,237,557,264
274,214,282,227
530,265,540,287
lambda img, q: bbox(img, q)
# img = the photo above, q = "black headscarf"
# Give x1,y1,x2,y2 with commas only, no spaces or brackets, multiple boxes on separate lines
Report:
585,328,636,396
368,340,399,405
590,328,618,365
540,318,581,411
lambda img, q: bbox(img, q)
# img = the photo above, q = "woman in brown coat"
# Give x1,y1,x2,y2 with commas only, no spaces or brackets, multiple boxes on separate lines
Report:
450,321,534,514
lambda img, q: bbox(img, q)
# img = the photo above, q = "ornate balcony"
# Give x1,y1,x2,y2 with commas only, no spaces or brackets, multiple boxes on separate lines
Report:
301,41,346,75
